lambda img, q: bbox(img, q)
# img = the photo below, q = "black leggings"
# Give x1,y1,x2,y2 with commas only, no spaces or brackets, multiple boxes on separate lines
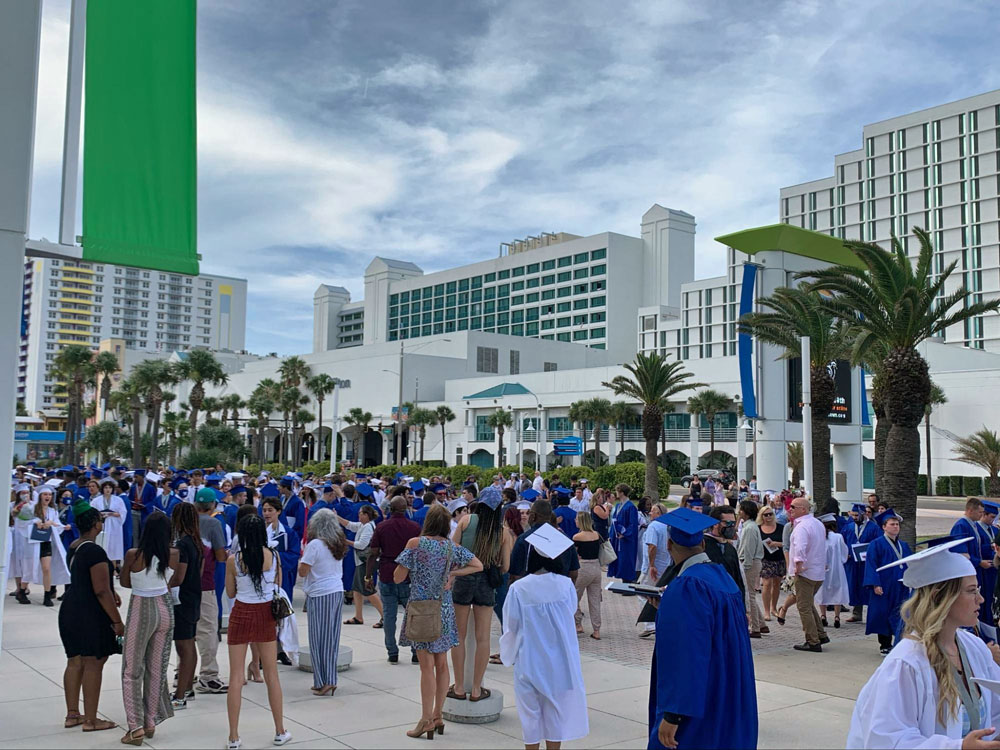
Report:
877,634,893,650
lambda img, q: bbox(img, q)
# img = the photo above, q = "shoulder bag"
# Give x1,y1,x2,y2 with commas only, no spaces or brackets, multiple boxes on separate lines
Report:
269,553,293,621
598,538,617,566
404,541,452,642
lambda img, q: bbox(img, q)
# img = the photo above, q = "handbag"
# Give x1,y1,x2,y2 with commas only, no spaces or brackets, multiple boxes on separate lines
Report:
485,564,503,590
404,542,452,642
598,539,617,566
30,524,52,543
270,557,293,621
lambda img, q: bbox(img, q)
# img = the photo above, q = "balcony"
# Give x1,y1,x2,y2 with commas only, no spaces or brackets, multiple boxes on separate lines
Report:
475,426,753,445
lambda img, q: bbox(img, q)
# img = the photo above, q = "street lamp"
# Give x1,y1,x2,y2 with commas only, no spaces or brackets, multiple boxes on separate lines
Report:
393,338,449,465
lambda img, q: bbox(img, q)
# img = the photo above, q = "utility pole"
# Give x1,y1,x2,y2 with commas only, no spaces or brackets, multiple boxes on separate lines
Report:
801,336,814,500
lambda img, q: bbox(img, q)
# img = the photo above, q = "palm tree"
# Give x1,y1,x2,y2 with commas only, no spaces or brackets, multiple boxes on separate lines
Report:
803,228,1000,542
248,380,278,465
686,389,732,461
278,356,311,389
80,420,122,463
739,286,853,511
131,359,176,467
201,396,222,423
118,376,144,467
572,397,612,467
344,408,373,466
409,408,437,463
277,387,308,464
953,429,1000,497
53,345,96,462
162,410,184,466
609,401,639,455
292,409,314,467
486,409,514,467
924,382,947,495
173,349,228,452
602,353,704,501
567,401,590,467
222,394,245,430
435,405,456,466
93,351,119,422
787,441,804,489
306,374,337,462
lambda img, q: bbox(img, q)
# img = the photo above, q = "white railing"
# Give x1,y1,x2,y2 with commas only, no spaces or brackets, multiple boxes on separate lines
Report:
493,427,753,445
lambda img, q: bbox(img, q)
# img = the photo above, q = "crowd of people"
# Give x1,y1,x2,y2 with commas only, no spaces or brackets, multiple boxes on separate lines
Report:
9,460,1000,748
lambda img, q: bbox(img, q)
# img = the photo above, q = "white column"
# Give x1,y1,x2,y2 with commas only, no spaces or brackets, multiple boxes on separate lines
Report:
689,424,699,475
736,422,747,484
608,426,618,465
801,336,814,500
507,414,516,469
538,409,548,472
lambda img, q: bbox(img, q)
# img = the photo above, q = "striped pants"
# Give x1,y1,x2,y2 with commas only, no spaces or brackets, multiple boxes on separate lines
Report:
122,593,175,730
306,591,344,688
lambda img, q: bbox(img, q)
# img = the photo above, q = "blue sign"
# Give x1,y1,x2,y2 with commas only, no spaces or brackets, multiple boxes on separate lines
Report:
553,436,583,456
15,430,67,442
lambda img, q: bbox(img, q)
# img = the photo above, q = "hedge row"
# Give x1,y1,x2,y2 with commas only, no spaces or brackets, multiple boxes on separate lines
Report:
934,475,986,496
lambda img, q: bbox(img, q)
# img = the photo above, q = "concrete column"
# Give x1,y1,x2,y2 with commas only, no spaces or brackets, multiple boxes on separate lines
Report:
538,409,548,472
507,416,516,469
736,422,747,484
754,426,787,495
832,441,862,512
608,426,618,465
442,626,503,723
689,425,699,475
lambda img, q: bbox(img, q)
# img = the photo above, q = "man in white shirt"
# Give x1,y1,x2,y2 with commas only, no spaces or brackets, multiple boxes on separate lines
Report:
569,486,590,513
531,471,544,492
580,479,593,505
787,497,830,652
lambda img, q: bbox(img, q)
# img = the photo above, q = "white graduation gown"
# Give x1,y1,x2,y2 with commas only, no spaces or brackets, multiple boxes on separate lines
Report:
816,532,851,607
18,507,70,586
91,494,128,562
847,630,1000,749
500,572,589,745
8,499,32,579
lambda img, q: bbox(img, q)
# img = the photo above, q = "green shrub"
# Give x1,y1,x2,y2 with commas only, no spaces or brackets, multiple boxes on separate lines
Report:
588,462,670,498
935,476,951,496
181,448,234,471
618,449,645,464
917,475,928,495
964,476,984,496
950,476,965,496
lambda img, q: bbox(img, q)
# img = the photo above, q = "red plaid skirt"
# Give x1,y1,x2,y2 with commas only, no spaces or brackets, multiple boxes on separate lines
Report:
227,600,276,645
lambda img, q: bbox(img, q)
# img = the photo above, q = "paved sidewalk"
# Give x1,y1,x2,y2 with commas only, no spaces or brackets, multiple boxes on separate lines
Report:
1,573,879,749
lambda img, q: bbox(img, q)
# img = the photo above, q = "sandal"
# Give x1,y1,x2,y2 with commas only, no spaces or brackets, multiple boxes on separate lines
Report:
373,619,383,629
121,728,145,745
446,685,467,700
489,653,502,665
343,617,363,625
776,606,787,626
64,713,84,728
82,719,117,732
590,633,602,640
468,687,492,702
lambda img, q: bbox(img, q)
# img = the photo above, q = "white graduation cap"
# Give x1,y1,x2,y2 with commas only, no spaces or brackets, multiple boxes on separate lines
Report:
525,523,573,559
23,472,41,481
877,537,976,589
225,472,246,481
145,471,163,483
12,482,31,495
44,477,62,487
818,513,837,523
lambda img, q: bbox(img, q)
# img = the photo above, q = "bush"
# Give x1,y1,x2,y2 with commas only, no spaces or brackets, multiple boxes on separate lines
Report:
619,449,645,464
181,448,235,471
591,462,671,498
917,475,928,495
964,476,984,496
935,476,951,496
950,476,965,496
197,424,246,462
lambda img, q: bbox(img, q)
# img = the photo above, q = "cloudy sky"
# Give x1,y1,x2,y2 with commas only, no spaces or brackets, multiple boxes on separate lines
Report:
28,0,1000,354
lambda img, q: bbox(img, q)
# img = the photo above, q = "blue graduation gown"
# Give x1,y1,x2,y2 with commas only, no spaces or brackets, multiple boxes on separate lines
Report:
648,561,757,749
335,499,360,592
270,520,300,601
217,501,238,534
307,499,331,523
863,534,911,637
978,522,997,626
609,500,639,582
951,517,983,567
120,493,134,550
128,481,160,525
280,493,306,546
554,506,579,538
842,520,879,607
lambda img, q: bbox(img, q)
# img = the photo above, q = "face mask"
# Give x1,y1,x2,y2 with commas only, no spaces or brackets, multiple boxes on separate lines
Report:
721,525,737,540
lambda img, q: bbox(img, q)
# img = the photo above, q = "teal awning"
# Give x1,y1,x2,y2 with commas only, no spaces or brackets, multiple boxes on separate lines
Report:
462,383,532,400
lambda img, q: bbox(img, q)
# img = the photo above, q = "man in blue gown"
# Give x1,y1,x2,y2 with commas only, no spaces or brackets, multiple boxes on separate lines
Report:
863,509,911,655
553,487,579,538
648,507,757,750
980,502,999,626
843,503,879,623
609,485,639,583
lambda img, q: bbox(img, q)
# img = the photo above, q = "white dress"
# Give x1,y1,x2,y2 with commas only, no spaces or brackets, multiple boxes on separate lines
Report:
18,506,70,586
847,630,1000,748
90,494,128,562
500,572,589,745
816,532,851,607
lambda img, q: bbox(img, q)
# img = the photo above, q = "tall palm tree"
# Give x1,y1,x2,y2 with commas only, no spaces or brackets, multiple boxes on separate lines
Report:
277,387,307,464
344,408,373,466
486,409,513,467
248,380,278,465
93,350,119,422
53,345,96,463
803,228,1000,542
953,428,1000,497
278,356,311,389
131,359,176,467
609,401,639,455
686,389,732,461
306,373,337,462
118,376,144,467
409,407,437,463
173,349,228,452
567,401,590,467
162,410,184,466
739,286,853,511
924,382,947,495
602,353,704,501
292,409,314,467
435,405,456,466
221,393,244,430
201,396,222,423
80,420,121,464
574,397,613,467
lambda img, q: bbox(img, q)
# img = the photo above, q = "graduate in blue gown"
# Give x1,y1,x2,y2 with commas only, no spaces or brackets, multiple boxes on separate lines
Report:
334,485,361,593
978,502,999,626
842,503,879,620
553,488,579,538
609,487,639,583
950,499,985,569
863,509,911,654
648,507,757,750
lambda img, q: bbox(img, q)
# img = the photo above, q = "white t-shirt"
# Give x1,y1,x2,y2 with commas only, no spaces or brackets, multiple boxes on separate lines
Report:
300,538,344,597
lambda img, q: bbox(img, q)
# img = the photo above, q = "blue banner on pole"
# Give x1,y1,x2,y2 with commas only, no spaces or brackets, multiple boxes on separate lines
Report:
738,263,758,419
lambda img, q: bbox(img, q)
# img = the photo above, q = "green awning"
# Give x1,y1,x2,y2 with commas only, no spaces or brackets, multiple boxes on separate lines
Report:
715,224,865,270
462,383,532,400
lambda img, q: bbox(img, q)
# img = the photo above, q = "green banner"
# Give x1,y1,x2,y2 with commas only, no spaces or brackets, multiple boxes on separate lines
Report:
82,0,198,275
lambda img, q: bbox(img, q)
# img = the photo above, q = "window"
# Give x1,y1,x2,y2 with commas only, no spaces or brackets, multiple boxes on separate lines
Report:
557,256,572,267
498,269,511,280
574,252,589,264
476,346,498,373
590,327,605,339
527,263,540,274
541,259,555,271
510,350,520,374
557,271,571,282
591,248,606,260
591,264,606,276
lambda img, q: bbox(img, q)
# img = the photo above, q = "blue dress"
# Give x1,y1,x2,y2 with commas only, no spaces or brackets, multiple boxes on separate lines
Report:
608,500,639,582
863,534,911,637
396,537,474,653
842,520,879,608
648,560,758,749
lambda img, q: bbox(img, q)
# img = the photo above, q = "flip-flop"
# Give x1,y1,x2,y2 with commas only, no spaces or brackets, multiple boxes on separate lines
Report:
82,719,117,732
489,654,502,665
343,617,363,625
446,685,467,700
590,633,602,640
373,620,383,629
468,688,492,702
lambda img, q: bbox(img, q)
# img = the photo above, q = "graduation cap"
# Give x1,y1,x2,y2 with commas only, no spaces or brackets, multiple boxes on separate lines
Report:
230,485,247,496
58,464,75,474
278,476,295,488
659,507,717,547
515,501,531,511
554,486,571,497
521,488,540,502
874,508,902,526
818,513,837,523
446,499,468,514
431,483,448,495
687,497,704,507
411,480,425,493
478,485,503,510
322,484,334,493
133,468,147,477
851,503,868,514
12,482,31,495
356,483,375,499
395,471,405,479
878,537,976,589
100,462,112,471
259,483,280,499
114,465,128,473
984,502,1000,516
146,471,163,483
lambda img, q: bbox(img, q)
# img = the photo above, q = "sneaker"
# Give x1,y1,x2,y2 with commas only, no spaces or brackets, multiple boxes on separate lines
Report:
171,698,187,710
793,642,822,653
387,654,399,664
184,689,195,700
274,730,292,746
411,653,419,664
226,738,242,749
879,647,891,656
197,678,228,694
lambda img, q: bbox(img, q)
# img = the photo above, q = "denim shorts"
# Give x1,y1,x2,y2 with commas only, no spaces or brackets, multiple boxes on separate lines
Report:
451,570,495,607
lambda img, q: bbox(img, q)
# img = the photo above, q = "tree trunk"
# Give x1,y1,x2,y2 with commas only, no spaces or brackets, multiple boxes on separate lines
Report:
316,400,324,462
645,437,660,502
988,475,1000,498
359,427,367,467
871,376,889,499
810,366,837,513
131,404,142,468
593,425,601,468
150,405,161,467
497,427,505,467
709,420,716,457
791,466,801,487
441,424,447,466
619,422,625,454
419,428,426,463
580,424,587,470
188,409,199,451
924,411,932,495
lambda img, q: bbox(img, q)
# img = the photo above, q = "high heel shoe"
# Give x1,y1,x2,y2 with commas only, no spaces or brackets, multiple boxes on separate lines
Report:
246,664,263,683
120,728,145,746
405,719,436,740
776,606,786,626
432,716,444,735
834,617,841,629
